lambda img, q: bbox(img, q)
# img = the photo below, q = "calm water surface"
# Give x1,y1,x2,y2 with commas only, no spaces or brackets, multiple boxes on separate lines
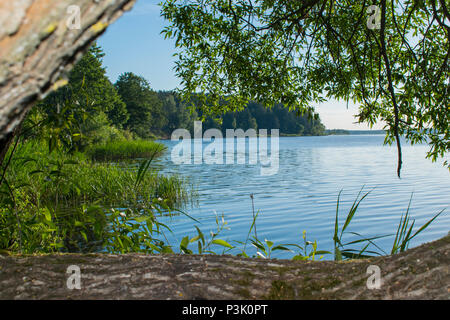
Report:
153,135,450,259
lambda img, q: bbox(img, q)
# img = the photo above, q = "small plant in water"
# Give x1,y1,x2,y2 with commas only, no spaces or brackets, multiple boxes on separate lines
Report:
333,187,446,261
180,211,234,255
251,238,292,259
333,187,389,260
390,194,445,254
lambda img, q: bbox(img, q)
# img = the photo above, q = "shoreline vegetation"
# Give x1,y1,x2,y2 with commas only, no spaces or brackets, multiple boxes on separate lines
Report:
0,139,193,254
325,129,386,136
153,130,387,140
86,140,167,161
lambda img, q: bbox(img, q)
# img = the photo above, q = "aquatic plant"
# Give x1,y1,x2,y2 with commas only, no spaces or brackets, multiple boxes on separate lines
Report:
86,140,166,161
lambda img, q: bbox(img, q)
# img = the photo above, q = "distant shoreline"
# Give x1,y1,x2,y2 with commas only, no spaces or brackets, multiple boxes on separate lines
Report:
153,130,386,140
325,129,386,135
278,130,386,137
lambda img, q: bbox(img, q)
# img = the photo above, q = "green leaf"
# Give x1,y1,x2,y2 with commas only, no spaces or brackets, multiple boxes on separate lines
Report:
80,231,88,242
74,221,83,227
402,208,445,249
180,236,189,250
334,190,342,245
341,187,371,237
189,235,200,243
195,225,205,245
272,245,292,251
251,240,266,252
135,216,149,223
211,239,234,248
43,210,52,222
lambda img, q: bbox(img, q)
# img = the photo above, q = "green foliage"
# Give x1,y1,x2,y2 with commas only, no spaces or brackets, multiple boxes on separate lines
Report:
161,0,450,170
201,101,326,135
238,208,297,259
290,231,331,261
149,91,327,137
181,207,327,260
181,212,234,254
104,206,175,254
27,44,129,153
1,23,445,258
391,194,445,254
4,141,187,206
251,238,293,259
333,188,391,260
0,201,178,254
56,43,129,128
115,72,164,139
0,140,191,253
27,42,326,143
333,187,445,261
79,111,129,147
87,140,166,161
157,91,198,135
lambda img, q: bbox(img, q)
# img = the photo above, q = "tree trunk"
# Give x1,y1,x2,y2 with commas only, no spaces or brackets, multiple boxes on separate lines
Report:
0,0,136,162
0,234,448,299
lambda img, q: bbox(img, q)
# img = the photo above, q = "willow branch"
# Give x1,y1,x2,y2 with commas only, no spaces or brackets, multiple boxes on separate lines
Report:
380,0,402,178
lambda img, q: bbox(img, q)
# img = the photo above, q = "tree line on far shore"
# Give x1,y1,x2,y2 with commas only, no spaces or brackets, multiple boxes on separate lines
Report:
28,44,326,151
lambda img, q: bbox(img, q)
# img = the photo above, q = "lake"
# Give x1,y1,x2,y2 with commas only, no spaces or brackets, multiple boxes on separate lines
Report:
153,134,450,259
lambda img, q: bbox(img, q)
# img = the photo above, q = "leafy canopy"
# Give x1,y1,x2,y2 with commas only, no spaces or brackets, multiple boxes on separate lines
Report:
43,44,129,128
161,0,450,175
115,72,165,138
29,44,129,152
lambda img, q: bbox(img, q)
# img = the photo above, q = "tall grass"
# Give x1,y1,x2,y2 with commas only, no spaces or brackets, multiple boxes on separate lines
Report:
332,187,445,260
86,140,166,161
4,141,190,209
390,194,445,254
0,140,195,253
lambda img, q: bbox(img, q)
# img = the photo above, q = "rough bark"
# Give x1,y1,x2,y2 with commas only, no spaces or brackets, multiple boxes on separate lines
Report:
0,234,448,300
0,0,136,158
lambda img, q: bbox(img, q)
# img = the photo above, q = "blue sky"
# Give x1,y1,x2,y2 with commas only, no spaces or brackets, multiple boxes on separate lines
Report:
98,0,384,130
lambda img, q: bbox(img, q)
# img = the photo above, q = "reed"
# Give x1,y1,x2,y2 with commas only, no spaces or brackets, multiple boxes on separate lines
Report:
86,140,166,161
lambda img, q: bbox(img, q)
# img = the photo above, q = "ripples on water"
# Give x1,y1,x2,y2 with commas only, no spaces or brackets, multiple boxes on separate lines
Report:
153,135,450,259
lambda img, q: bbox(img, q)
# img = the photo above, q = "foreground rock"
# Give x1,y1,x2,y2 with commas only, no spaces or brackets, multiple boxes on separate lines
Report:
0,234,448,299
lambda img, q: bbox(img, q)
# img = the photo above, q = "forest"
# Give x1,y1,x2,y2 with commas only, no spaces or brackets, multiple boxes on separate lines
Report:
27,43,325,148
